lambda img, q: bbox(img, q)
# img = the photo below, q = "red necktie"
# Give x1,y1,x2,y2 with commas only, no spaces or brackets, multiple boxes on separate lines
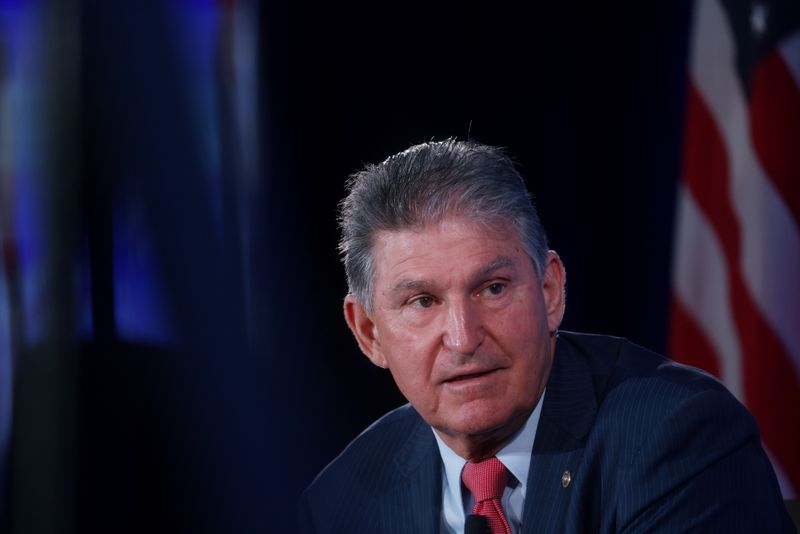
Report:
461,457,512,534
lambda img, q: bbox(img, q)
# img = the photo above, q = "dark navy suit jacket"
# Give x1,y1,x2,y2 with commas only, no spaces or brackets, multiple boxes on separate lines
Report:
300,331,793,533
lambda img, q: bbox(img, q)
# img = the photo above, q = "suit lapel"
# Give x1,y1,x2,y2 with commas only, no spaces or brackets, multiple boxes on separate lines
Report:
522,336,599,533
378,414,441,534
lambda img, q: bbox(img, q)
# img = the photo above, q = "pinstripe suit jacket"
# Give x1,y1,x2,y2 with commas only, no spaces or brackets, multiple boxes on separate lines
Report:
300,331,793,533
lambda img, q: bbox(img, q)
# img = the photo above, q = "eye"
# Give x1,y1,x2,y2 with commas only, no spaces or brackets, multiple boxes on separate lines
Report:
410,295,435,308
481,282,506,297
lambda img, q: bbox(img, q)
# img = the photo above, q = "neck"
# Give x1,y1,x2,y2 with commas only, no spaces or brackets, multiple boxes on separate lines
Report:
434,408,533,462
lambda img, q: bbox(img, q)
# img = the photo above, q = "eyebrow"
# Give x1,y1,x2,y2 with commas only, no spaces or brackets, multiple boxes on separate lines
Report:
388,255,516,295
389,279,434,295
473,256,515,282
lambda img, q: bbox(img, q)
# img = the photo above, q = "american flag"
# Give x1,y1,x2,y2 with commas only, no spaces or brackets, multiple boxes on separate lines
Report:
670,0,800,497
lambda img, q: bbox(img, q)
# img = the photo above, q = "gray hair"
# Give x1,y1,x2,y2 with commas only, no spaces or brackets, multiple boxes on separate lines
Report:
338,138,549,311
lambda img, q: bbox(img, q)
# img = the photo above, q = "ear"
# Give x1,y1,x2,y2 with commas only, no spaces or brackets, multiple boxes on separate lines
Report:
541,250,566,333
343,294,388,368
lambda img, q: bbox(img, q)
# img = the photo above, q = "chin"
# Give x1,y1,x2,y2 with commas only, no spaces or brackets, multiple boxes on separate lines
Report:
439,403,519,439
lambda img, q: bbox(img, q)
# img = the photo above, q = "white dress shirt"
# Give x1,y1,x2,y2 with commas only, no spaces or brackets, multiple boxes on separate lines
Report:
433,390,545,534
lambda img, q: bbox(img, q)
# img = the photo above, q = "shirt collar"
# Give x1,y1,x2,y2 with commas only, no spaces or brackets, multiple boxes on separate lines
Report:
432,389,545,503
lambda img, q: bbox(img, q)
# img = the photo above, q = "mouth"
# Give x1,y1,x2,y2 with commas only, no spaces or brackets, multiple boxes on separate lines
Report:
443,367,501,384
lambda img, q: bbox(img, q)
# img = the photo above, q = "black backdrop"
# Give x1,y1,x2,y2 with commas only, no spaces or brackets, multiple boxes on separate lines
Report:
259,0,692,493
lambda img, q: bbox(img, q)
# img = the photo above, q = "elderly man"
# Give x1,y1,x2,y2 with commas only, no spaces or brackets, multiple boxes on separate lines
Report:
300,140,792,533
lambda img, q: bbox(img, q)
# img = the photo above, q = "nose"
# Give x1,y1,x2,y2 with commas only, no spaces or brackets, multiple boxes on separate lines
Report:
441,298,485,355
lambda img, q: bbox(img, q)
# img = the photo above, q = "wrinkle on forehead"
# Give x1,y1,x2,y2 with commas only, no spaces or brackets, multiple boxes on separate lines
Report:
387,256,516,296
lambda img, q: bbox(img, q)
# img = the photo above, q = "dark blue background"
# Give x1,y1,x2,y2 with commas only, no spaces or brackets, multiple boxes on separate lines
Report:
2,1,693,532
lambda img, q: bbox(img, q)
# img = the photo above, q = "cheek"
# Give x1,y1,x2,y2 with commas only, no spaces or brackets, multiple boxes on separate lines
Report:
492,302,550,377
382,317,440,361
497,299,546,343
383,330,439,393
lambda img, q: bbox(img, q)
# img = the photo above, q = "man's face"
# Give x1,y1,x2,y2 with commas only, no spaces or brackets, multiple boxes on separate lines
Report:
344,216,565,455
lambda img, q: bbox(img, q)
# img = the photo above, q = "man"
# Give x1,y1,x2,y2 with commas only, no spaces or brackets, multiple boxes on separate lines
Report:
300,139,792,533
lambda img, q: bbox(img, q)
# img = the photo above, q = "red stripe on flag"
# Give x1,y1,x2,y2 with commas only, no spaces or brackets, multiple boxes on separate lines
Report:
668,294,721,378
680,81,800,490
681,85,741,256
749,49,800,227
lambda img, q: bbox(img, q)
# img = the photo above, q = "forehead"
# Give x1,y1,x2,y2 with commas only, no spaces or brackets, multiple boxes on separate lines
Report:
370,218,530,288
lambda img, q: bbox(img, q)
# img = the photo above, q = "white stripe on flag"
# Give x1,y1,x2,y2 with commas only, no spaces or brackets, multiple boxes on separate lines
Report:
691,0,800,379
779,29,800,89
673,185,743,400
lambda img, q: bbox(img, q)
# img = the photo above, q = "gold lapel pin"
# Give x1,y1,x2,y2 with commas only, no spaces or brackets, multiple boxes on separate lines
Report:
561,470,572,488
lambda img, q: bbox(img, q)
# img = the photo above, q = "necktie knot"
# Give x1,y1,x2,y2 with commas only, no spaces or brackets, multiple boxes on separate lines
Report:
461,457,509,502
